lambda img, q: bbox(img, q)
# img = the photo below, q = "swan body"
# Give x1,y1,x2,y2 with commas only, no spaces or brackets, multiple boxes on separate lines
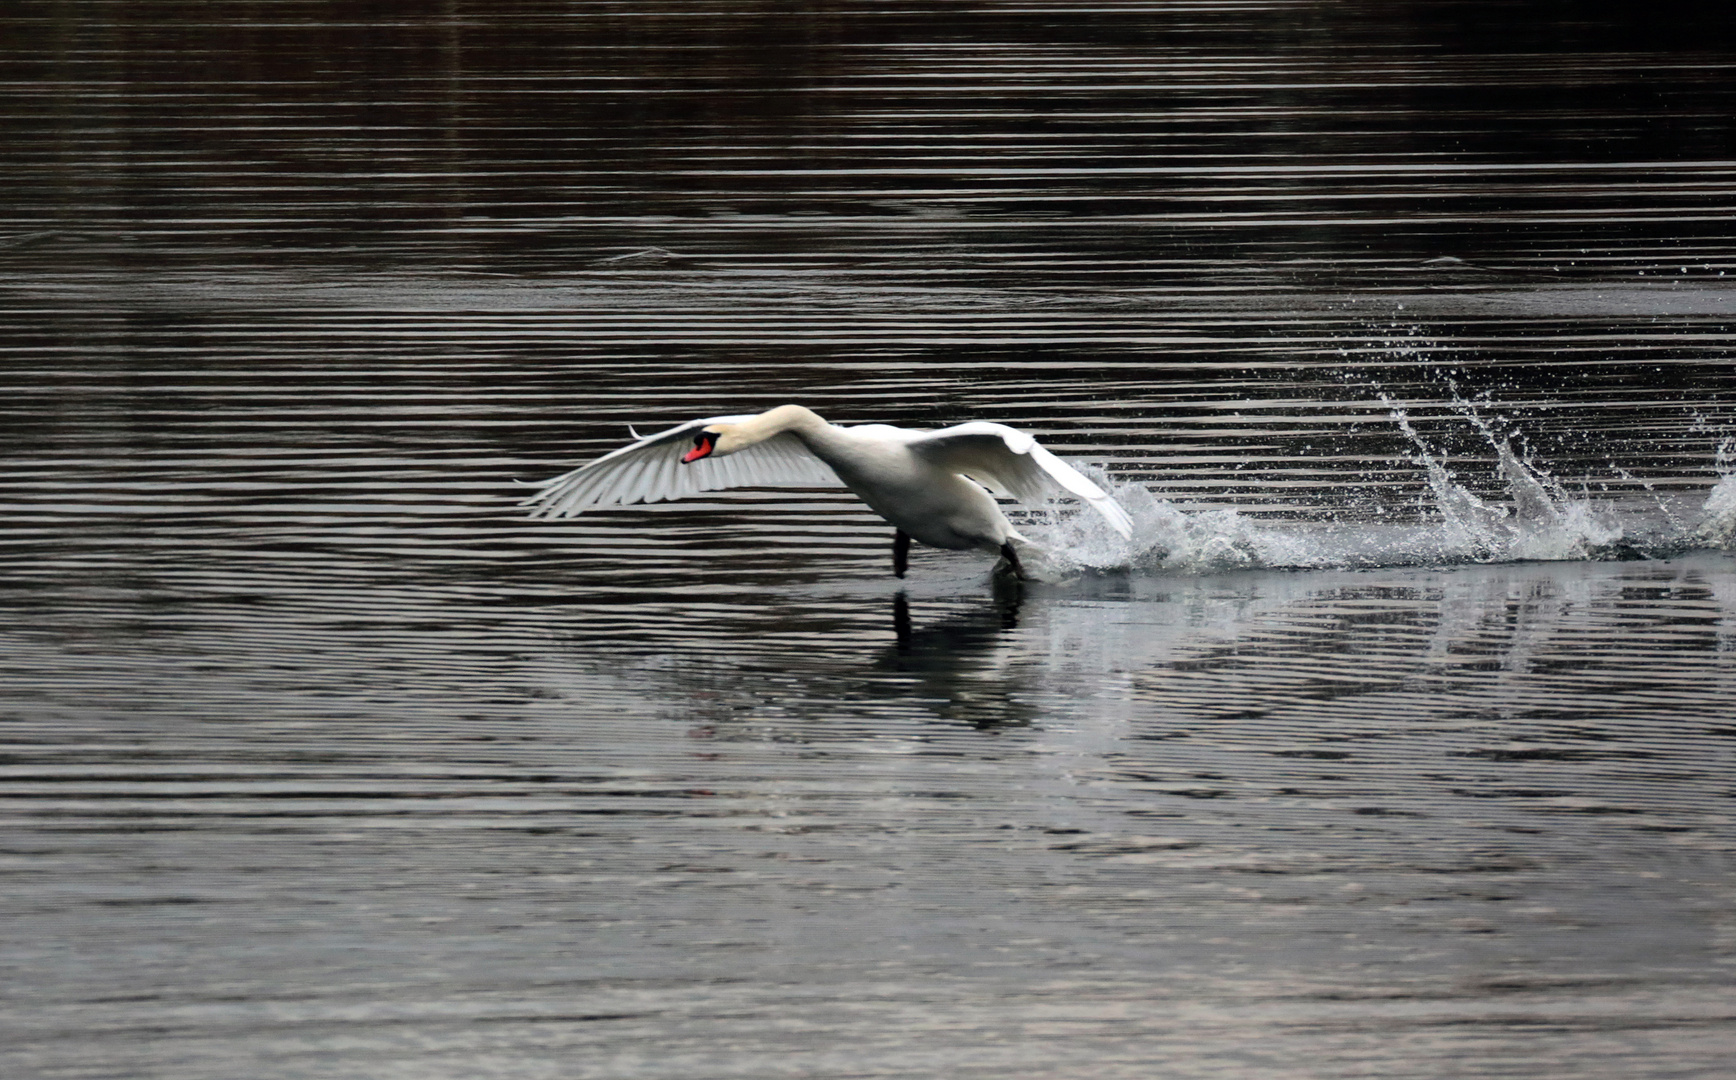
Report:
522,405,1133,577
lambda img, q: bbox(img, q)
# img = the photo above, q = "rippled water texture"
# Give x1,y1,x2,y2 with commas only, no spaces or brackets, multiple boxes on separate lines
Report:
4,3,1736,1078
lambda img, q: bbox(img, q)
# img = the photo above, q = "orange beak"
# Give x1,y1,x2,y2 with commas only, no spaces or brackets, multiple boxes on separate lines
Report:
682,432,717,463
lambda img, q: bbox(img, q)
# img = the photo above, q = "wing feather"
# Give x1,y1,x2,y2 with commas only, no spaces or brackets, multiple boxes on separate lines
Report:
907,422,1133,538
618,456,654,505
522,415,845,519
651,447,677,504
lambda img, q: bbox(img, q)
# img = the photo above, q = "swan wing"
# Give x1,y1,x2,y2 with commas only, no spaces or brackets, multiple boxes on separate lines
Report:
521,416,844,519
906,422,1134,538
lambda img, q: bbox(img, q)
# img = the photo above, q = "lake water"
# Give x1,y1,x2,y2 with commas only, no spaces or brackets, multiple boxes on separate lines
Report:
3,3,1735,1077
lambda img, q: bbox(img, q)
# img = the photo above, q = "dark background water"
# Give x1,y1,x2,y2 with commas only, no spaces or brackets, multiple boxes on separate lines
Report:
4,3,1736,1078
8,0,1736,281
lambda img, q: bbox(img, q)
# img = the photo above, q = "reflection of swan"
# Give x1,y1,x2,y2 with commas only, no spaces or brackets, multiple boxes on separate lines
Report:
891,579,1023,648
523,405,1132,578
880,585,1030,728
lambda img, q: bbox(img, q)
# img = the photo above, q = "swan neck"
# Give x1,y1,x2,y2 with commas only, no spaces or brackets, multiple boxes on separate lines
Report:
743,404,829,445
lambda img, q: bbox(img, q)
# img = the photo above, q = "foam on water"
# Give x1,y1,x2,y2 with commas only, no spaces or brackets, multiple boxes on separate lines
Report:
1022,402,1734,579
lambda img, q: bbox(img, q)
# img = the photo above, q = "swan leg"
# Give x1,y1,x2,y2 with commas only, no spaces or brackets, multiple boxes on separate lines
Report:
892,529,910,578
998,540,1028,581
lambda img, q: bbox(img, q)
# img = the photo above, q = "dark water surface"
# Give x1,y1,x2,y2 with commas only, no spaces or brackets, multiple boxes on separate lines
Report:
5,3,1736,1077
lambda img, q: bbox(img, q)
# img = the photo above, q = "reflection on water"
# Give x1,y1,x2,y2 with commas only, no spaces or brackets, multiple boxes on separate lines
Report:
5,556,1735,1077
881,583,1029,728
4,1,1736,1077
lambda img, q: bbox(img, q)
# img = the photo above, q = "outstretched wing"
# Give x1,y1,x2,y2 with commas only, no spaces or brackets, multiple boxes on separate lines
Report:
905,422,1134,538
521,416,845,519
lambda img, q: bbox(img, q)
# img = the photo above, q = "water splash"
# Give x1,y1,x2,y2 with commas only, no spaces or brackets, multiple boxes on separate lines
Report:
1021,481,1306,576
1023,401,1730,578
1394,397,1630,563
1691,437,1736,550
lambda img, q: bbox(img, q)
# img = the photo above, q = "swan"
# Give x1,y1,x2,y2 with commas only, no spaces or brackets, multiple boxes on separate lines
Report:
521,404,1133,579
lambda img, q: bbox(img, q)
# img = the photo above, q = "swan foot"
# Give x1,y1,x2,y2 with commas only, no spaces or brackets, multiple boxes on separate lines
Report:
892,529,910,578
998,540,1028,581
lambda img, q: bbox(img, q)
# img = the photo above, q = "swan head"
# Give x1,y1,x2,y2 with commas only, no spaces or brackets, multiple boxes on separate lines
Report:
681,406,813,463
681,423,742,463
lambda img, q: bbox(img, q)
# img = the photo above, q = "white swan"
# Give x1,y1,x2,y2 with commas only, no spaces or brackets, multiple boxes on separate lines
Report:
522,404,1133,578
